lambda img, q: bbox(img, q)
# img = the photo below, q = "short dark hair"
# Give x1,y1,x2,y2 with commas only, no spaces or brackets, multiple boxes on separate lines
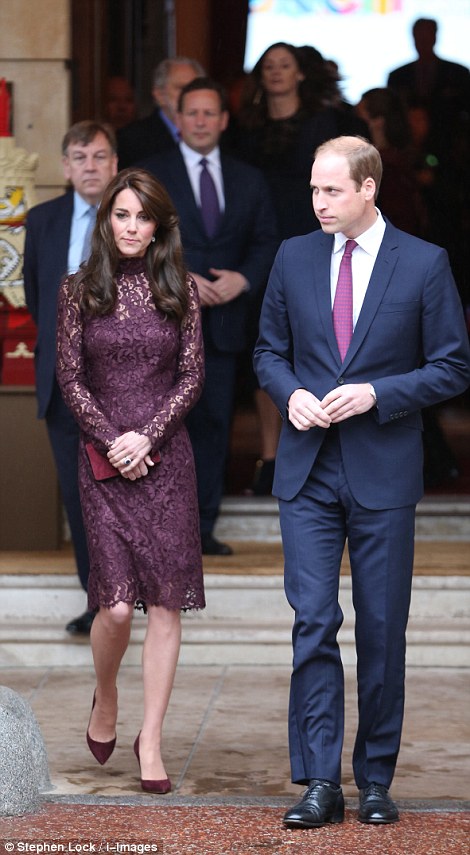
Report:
178,77,228,113
62,120,117,155
412,17,437,37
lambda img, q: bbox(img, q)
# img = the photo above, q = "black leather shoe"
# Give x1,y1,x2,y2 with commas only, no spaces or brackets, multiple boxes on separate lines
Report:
283,779,345,828
201,534,233,556
358,783,399,824
65,609,96,635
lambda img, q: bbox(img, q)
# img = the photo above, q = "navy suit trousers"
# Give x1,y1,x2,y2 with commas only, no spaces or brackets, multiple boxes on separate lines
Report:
279,427,415,788
185,339,237,535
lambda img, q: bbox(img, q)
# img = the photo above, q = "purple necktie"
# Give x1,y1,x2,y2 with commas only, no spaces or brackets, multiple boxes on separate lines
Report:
333,239,357,361
199,157,221,238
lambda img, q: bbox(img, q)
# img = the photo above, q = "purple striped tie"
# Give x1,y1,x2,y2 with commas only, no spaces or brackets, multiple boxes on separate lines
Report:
333,239,357,360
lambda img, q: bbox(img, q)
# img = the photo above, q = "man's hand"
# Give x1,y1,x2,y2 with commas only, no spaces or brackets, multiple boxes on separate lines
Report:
190,272,223,306
209,268,248,303
321,383,376,423
288,388,332,431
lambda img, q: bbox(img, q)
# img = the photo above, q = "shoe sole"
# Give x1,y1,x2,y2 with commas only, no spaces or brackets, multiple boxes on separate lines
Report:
283,816,344,828
358,816,399,824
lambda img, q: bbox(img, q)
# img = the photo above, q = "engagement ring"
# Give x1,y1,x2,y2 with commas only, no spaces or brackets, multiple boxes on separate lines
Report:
123,456,132,466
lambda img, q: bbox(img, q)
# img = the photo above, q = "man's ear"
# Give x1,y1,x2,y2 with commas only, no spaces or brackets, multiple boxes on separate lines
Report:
152,85,164,108
363,176,376,201
62,156,72,182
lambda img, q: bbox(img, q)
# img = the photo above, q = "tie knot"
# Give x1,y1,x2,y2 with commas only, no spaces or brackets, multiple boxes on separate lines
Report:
343,239,358,257
200,157,208,169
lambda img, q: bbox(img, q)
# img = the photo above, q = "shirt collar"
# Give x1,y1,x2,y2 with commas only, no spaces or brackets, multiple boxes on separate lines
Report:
158,108,180,142
179,141,221,170
333,209,386,255
73,191,92,219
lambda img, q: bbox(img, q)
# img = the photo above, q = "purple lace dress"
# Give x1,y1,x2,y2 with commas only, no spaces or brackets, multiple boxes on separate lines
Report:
56,257,205,612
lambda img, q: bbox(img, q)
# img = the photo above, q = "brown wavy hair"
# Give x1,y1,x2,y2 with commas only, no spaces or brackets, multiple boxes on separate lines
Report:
74,168,188,320
238,42,340,130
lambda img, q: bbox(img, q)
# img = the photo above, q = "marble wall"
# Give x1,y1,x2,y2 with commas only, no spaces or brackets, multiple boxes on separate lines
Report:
0,0,70,203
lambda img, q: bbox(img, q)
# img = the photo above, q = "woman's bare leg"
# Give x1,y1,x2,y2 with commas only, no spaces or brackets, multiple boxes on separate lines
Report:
137,605,181,780
87,602,133,742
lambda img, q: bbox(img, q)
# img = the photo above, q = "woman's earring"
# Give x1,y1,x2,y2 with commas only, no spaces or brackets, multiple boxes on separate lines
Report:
151,235,156,243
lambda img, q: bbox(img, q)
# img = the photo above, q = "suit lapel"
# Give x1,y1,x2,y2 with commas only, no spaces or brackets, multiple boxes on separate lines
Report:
220,157,236,229
51,194,73,284
342,223,399,370
173,151,203,226
313,232,341,363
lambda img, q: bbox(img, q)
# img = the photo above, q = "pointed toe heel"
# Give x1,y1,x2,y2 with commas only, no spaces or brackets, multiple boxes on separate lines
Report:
86,691,116,765
134,733,172,794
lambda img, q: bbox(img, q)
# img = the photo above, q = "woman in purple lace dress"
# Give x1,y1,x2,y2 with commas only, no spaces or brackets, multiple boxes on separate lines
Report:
56,168,205,793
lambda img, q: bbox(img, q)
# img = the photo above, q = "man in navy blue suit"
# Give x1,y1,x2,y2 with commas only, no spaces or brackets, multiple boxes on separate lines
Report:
254,136,470,827
23,120,117,634
141,78,279,555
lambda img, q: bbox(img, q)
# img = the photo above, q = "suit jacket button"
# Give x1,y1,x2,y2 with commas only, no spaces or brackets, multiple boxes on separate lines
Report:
338,377,344,384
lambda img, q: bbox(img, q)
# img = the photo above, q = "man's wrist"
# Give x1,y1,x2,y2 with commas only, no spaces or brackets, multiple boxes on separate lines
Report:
369,383,377,404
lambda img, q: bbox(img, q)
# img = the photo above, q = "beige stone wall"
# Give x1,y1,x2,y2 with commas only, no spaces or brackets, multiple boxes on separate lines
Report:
0,0,70,203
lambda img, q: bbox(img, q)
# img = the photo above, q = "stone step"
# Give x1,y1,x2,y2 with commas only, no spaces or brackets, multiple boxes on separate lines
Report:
0,617,468,668
214,496,470,541
1,573,468,668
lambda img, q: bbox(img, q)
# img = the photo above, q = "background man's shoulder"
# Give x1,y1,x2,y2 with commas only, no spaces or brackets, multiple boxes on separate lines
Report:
26,191,72,224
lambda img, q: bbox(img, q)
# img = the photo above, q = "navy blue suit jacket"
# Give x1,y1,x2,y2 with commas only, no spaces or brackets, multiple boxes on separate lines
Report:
23,192,73,418
254,221,470,508
140,148,279,353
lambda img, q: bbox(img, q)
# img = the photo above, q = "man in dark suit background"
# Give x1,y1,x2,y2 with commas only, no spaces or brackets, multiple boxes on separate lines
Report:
141,78,279,555
387,17,470,152
116,57,204,169
23,120,118,634
254,136,470,828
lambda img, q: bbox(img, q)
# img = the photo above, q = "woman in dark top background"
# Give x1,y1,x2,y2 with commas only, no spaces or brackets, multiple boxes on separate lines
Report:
355,87,425,236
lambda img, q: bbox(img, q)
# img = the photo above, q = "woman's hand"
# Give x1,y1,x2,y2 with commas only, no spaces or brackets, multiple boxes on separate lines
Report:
107,431,153,479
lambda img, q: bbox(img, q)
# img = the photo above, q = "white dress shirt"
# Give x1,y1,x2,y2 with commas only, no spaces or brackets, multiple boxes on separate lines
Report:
330,210,386,328
179,142,225,213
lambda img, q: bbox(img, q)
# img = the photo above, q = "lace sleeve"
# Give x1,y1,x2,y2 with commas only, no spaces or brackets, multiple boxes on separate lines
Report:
56,277,117,450
139,275,205,447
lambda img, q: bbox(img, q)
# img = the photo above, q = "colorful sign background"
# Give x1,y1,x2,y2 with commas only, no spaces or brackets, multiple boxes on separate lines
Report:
245,0,469,104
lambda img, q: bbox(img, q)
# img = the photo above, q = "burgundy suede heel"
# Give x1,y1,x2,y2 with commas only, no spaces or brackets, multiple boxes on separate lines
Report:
134,732,171,794
86,690,116,765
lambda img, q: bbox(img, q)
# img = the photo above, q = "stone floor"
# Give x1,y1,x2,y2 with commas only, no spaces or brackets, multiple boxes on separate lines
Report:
1,662,469,803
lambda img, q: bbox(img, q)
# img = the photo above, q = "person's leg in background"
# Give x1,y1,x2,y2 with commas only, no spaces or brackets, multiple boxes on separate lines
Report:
46,383,95,634
185,341,237,555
